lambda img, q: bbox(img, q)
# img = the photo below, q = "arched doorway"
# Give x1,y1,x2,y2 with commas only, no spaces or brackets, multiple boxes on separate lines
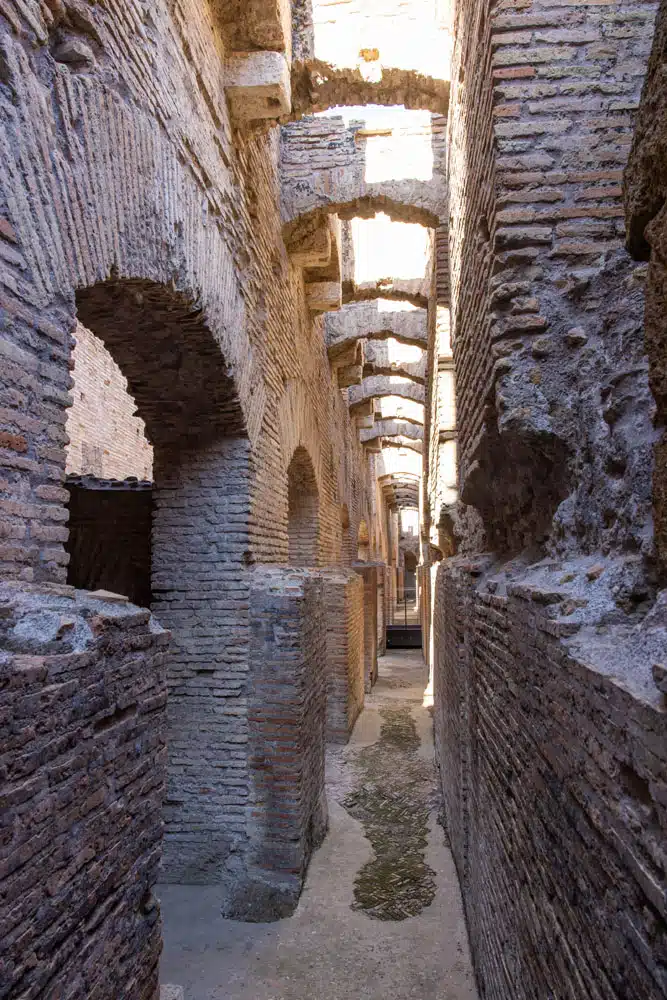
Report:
287,446,320,566
69,279,250,885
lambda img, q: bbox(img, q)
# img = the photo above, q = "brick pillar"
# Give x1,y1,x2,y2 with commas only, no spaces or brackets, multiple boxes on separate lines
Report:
320,568,365,743
238,566,328,920
377,567,386,657
398,565,405,605
353,562,380,692
153,438,253,886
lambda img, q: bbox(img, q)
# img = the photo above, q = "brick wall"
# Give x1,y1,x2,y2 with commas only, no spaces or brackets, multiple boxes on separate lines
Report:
65,478,152,606
353,562,380,691
280,112,448,229
321,569,365,743
434,558,667,999
66,324,153,481
0,584,169,1000
0,0,381,937
448,0,657,554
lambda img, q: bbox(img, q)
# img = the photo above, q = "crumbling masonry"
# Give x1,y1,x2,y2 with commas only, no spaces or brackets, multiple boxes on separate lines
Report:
0,0,666,998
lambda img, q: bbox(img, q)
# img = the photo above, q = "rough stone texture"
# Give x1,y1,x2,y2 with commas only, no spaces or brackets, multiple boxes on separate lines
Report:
66,323,153,481
625,0,667,575
434,556,667,999
215,0,292,55
225,51,291,122
0,583,169,1000
326,301,428,352
348,375,425,408
65,477,153,607
360,421,424,446
320,569,365,744
447,0,658,554
240,567,328,920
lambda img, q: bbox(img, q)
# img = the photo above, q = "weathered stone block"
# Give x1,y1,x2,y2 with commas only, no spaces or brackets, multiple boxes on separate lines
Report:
226,51,291,121
305,280,343,313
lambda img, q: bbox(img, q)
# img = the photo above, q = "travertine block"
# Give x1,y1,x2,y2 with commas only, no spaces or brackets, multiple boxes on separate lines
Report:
226,51,291,120
305,280,342,312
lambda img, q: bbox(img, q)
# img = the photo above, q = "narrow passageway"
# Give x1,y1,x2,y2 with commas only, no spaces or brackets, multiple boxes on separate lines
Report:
159,650,478,1000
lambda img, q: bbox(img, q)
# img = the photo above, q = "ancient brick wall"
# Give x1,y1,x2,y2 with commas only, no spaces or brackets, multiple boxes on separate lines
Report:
65,478,152,606
448,0,658,554
243,568,328,919
66,324,153,481
435,558,667,999
0,585,169,1000
353,562,380,691
625,0,667,577
321,569,365,743
280,112,448,228
0,0,380,950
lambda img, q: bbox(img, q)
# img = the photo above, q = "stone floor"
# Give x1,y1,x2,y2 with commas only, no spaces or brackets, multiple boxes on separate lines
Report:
159,650,479,1000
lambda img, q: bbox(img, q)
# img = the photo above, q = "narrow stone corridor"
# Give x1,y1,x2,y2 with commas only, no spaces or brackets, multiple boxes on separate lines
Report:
159,650,478,1000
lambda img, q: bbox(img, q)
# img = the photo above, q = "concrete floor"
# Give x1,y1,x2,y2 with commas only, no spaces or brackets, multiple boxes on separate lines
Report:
159,650,479,1000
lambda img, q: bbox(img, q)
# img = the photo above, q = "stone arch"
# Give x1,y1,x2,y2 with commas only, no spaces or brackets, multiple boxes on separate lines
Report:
343,282,429,309
291,61,450,117
360,421,424,445
348,376,426,408
362,340,426,384
325,301,428,352
287,446,321,566
283,198,440,241
75,280,246,449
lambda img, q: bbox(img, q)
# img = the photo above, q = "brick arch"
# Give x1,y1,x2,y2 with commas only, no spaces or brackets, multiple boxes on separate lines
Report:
287,446,320,566
76,280,245,449
67,276,253,885
0,51,270,591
